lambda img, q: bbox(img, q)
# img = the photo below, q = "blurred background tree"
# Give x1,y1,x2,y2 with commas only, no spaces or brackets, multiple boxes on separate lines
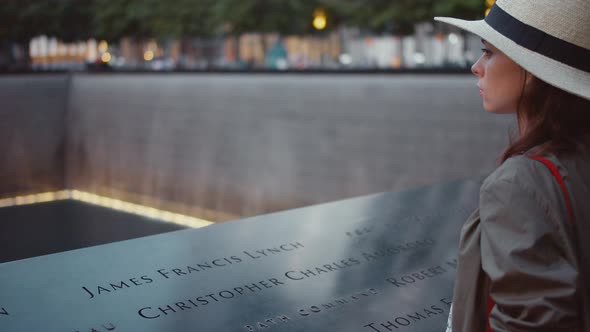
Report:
321,0,485,34
0,0,95,69
213,0,325,35
0,0,487,69
1,0,94,43
434,0,487,19
2,0,487,41
93,0,153,41
93,0,219,41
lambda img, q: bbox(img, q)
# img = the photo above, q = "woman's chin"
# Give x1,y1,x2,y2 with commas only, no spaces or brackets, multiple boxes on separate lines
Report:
482,101,495,113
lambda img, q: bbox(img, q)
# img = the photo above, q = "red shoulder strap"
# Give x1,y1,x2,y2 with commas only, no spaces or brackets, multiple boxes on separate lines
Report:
487,155,575,332
528,155,575,224
487,297,494,332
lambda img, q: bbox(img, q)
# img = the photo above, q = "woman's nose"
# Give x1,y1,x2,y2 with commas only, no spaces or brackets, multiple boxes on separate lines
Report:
471,57,483,77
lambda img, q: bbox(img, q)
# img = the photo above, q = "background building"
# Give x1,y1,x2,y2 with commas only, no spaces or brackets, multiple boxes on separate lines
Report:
1,0,494,71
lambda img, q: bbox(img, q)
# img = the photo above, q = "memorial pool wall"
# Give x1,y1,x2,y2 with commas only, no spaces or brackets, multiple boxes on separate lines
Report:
0,73,512,222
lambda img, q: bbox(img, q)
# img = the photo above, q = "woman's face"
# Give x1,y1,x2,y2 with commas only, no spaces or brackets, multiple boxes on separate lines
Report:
471,40,527,114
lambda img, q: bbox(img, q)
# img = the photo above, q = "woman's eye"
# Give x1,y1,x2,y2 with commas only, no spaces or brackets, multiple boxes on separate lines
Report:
481,48,492,57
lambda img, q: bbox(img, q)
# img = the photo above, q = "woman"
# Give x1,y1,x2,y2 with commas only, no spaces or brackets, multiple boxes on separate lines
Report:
434,0,590,331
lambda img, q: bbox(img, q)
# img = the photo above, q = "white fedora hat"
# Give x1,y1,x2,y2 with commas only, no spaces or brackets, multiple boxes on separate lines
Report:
435,0,590,101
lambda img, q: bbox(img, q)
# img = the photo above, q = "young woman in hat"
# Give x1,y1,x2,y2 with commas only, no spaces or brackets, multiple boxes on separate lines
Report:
435,0,590,331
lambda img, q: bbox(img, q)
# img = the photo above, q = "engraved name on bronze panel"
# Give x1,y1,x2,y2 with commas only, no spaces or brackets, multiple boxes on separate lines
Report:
0,180,481,331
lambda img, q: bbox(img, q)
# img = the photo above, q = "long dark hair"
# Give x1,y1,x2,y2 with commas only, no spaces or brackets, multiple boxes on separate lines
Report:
501,76,590,163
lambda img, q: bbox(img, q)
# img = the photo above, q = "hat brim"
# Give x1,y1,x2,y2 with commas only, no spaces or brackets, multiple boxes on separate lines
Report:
435,17,590,100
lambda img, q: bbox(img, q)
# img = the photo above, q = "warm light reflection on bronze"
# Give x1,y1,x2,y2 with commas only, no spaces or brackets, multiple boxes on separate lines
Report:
0,191,212,228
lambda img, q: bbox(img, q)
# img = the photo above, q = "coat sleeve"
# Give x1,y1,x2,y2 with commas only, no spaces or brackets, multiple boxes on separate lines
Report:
479,176,578,331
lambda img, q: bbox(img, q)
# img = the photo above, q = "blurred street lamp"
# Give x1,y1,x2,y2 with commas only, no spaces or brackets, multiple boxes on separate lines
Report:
101,52,111,63
98,40,108,53
313,8,327,30
144,50,154,61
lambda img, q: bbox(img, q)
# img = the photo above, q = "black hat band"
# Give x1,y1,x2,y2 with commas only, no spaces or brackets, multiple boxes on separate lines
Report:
485,4,590,72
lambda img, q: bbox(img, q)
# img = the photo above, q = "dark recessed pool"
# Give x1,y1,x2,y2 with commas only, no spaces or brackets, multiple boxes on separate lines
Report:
0,200,187,263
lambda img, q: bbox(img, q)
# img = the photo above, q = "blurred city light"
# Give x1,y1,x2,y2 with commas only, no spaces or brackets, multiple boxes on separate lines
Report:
448,33,459,45
144,50,155,61
87,39,98,62
2,1,488,72
98,40,108,53
413,53,426,65
313,9,327,31
101,52,111,63
339,54,352,65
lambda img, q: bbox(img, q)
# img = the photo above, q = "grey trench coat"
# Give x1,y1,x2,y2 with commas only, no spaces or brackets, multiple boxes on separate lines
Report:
450,151,590,331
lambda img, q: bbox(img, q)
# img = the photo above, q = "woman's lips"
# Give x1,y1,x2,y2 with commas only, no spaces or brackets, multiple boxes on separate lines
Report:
479,89,483,96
